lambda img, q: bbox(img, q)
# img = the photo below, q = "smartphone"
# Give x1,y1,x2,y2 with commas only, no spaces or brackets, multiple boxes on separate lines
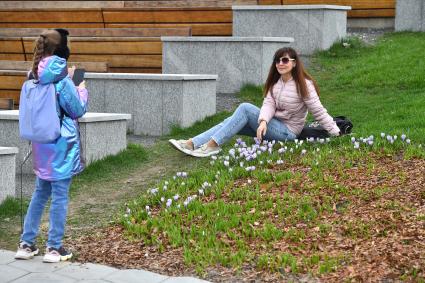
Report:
72,68,85,86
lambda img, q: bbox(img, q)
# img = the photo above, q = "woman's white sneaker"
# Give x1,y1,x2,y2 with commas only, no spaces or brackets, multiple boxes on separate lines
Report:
169,139,193,155
43,246,73,263
15,242,39,260
191,144,221,158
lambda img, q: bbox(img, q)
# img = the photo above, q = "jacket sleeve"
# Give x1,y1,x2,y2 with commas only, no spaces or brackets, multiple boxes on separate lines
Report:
303,80,340,136
258,90,276,124
56,77,88,119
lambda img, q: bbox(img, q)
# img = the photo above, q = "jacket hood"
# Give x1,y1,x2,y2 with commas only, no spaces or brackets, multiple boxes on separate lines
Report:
38,55,68,85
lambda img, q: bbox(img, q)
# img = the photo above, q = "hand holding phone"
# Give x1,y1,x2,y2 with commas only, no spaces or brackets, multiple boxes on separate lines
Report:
72,69,85,86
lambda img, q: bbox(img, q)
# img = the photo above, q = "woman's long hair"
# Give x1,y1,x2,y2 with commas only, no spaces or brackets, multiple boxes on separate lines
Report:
263,47,319,99
31,29,61,80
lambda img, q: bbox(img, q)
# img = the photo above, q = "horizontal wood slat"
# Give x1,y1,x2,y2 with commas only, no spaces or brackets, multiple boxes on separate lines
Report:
348,9,395,18
0,23,105,28
0,98,14,110
105,23,232,35
0,60,108,72
0,10,104,23
103,9,232,23
0,27,191,37
0,1,125,9
25,54,162,68
22,38,163,55
109,67,161,73
0,54,25,60
0,75,26,90
0,90,20,104
282,0,394,9
0,39,24,53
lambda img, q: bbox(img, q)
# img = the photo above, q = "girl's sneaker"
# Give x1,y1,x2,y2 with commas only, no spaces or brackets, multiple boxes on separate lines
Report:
43,246,73,263
15,242,39,260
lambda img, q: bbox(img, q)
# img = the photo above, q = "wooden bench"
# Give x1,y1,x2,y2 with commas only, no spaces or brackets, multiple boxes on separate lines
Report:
0,26,191,72
280,0,395,18
21,36,163,73
0,61,108,107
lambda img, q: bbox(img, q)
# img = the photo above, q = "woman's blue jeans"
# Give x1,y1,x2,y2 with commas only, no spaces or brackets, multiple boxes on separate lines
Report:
21,177,72,249
192,103,297,148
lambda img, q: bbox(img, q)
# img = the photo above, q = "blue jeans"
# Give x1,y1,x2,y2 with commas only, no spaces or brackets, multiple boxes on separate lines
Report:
192,103,297,148
21,177,72,249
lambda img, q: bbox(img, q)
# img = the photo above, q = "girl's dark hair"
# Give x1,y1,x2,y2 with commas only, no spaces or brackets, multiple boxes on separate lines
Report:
263,47,319,99
53,28,70,60
32,29,61,80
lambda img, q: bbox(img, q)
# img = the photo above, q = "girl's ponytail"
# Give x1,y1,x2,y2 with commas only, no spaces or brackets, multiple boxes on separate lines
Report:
32,36,46,80
31,30,61,80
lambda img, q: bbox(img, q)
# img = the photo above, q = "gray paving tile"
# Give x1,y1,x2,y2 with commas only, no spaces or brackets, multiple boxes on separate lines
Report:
9,272,77,283
0,250,16,265
162,277,211,283
104,269,169,283
0,264,28,282
9,256,70,273
55,262,117,280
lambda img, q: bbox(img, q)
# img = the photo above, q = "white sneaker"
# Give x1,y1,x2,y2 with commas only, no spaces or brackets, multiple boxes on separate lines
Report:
43,246,72,263
15,242,39,260
191,144,221,158
169,139,194,155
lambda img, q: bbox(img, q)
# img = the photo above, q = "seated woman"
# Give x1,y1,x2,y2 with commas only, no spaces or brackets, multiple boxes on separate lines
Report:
170,47,340,158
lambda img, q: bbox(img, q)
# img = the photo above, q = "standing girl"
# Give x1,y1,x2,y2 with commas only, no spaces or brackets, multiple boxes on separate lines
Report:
170,47,340,157
15,29,88,263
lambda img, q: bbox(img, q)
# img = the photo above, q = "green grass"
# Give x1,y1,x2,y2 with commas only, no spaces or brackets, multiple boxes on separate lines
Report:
204,32,425,143
0,197,27,219
121,32,425,279
70,143,148,193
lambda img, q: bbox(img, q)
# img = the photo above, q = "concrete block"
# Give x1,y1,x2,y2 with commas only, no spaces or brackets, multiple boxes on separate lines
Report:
162,37,293,94
85,73,217,135
0,111,130,175
0,147,18,203
232,5,350,55
395,0,424,31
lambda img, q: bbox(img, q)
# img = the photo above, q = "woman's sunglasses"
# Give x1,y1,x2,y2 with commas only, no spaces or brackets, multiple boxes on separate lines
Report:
274,57,295,64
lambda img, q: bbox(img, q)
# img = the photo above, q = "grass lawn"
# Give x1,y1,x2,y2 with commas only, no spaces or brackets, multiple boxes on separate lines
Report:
1,32,424,282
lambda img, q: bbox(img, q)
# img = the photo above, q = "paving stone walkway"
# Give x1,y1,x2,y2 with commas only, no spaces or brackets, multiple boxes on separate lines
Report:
0,250,210,283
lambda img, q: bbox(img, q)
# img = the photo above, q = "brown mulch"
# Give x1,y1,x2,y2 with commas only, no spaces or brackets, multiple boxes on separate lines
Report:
68,154,425,282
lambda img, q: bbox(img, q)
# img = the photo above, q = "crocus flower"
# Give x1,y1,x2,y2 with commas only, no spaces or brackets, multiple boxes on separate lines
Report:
401,134,406,141
160,197,165,202
406,139,411,144
277,159,284,165
381,132,385,138
146,205,150,211
173,194,179,201
224,160,230,167
354,142,360,149
247,179,252,184
166,199,172,207
301,149,307,155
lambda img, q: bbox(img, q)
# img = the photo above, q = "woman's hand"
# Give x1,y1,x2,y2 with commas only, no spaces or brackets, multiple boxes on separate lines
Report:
68,65,76,78
257,120,267,141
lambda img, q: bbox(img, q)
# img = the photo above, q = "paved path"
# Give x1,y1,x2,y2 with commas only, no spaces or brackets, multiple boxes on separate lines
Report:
0,250,210,283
